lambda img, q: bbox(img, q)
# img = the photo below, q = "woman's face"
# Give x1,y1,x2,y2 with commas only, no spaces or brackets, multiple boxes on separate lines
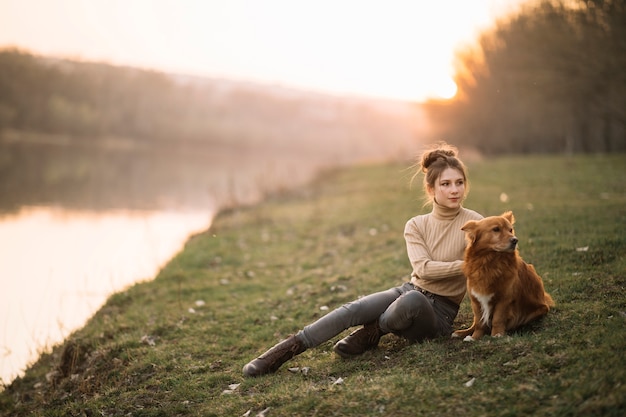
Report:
429,167,466,209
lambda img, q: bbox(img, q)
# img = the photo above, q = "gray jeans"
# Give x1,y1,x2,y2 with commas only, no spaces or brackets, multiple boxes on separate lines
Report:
296,282,459,348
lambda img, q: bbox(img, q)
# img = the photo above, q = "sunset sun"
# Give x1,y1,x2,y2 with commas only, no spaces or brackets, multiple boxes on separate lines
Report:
437,78,459,100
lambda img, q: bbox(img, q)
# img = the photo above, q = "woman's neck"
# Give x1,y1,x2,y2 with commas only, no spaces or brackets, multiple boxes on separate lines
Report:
431,199,461,220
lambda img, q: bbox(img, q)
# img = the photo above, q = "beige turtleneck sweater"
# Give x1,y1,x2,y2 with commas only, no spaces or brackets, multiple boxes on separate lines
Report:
405,201,483,305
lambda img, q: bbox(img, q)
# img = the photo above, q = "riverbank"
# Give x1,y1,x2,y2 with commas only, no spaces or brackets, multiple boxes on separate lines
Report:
1,155,625,416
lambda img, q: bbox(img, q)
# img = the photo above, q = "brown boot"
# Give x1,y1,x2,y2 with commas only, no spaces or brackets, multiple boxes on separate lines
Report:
242,335,306,377
333,321,383,359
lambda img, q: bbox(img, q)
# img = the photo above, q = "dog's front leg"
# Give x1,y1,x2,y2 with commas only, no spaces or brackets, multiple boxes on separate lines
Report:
463,299,488,341
490,303,509,337
469,324,487,341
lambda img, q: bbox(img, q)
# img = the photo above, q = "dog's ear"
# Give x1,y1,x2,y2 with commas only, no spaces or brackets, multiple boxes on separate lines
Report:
461,221,479,244
502,211,515,225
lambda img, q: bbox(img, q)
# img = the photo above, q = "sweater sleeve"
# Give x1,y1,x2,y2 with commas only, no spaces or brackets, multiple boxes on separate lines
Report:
404,218,463,280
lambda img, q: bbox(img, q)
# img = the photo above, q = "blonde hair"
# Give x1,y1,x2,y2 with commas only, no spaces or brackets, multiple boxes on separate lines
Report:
412,142,469,204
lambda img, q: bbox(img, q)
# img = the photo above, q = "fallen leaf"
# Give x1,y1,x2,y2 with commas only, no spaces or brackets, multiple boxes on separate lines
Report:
288,367,310,375
464,377,476,387
221,383,241,395
140,335,156,346
256,407,271,417
331,377,344,385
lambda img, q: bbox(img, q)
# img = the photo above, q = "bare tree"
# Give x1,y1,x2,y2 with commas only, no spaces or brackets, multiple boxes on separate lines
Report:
424,0,626,154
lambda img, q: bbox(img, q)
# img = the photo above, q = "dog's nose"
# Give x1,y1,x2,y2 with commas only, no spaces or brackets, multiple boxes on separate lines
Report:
511,237,518,245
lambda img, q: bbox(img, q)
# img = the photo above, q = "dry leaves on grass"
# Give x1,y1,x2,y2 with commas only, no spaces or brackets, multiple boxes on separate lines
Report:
140,335,156,346
331,376,344,386
464,377,476,387
221,383,241,395
287,366,310,375
242,407,271,417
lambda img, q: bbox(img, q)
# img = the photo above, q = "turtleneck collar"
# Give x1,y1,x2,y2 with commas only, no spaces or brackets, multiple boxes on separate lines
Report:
431,199,462,221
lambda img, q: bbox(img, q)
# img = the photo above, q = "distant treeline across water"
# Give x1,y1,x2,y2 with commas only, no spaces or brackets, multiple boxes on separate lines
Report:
0,49,423,214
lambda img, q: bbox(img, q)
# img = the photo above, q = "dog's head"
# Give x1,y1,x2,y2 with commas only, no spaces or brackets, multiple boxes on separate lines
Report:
461,211,518,253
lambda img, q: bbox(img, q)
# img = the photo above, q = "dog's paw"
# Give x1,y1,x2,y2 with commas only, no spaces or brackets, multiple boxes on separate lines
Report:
463,336,475,342
451,332,461,338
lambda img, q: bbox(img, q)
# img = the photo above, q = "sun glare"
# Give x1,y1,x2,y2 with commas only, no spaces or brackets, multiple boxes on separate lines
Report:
437,78,458,100
362,75,459,102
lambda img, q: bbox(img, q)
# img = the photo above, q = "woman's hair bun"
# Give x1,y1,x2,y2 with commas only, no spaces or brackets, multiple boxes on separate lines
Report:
420,143,458,173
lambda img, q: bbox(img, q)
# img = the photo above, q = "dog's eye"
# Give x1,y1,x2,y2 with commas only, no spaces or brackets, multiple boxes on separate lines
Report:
492,227,500,232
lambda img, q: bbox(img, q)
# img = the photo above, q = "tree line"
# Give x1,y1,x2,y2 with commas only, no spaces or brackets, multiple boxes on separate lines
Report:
0,50,198,143
425,0,626,154
0,48,417,159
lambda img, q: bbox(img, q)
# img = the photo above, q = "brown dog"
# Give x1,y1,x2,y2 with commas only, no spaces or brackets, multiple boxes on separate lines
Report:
453,211,554,341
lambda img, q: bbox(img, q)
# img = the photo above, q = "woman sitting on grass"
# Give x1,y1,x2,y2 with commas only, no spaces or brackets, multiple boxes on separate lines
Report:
243,142,483,377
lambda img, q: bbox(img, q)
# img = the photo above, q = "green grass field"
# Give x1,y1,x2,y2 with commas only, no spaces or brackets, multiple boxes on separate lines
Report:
1,154,625,416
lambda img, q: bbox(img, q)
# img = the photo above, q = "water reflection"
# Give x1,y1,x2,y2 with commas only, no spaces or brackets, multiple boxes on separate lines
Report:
0,207,211,385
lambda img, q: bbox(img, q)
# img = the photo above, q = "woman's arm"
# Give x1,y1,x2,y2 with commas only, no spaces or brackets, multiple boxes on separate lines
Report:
404,220,463,280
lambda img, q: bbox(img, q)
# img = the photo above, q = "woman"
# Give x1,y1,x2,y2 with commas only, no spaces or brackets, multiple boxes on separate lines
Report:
243,143,483,377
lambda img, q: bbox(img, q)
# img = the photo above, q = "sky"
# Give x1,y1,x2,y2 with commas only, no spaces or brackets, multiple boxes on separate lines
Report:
0,0,526,102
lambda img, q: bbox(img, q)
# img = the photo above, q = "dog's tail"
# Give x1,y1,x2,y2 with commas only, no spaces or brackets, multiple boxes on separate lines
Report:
544,292,555,307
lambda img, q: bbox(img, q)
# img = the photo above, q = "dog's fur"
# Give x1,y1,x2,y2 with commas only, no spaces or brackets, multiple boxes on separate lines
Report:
453,211,554,341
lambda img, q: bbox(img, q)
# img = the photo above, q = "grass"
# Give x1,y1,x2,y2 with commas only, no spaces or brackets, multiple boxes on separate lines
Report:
1,154,625,417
